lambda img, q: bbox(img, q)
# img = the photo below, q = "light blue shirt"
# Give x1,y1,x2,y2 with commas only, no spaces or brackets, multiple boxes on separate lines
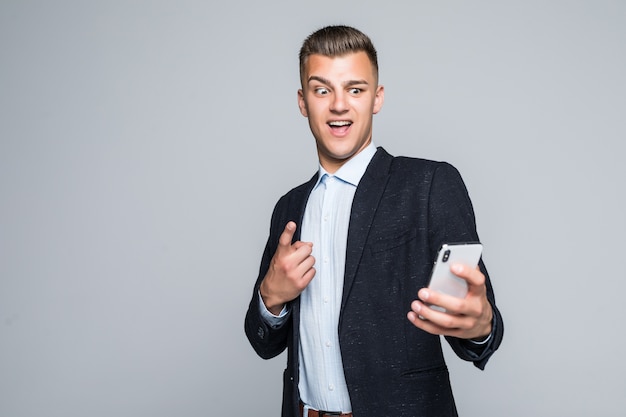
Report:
260,142,377,413
298,143,377,413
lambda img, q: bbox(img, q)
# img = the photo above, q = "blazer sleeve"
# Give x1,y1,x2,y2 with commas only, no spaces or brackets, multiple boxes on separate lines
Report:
427,162,504,370
244,197,292,360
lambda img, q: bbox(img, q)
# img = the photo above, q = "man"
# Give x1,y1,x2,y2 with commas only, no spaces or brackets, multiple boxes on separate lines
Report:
245,25,503,417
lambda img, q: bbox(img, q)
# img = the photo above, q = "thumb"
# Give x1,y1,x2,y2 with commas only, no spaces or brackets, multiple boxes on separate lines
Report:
278,221,297,248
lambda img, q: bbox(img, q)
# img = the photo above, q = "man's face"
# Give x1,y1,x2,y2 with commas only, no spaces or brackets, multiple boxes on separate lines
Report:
298,51,384,173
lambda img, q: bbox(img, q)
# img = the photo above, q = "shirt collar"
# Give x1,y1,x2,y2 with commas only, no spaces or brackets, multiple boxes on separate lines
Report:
314,142,377,188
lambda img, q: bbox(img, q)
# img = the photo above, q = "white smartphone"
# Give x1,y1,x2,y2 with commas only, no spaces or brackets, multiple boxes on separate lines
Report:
426,243,483,312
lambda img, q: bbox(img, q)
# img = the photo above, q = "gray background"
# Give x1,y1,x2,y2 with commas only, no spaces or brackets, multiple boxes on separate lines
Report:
1,1,625,416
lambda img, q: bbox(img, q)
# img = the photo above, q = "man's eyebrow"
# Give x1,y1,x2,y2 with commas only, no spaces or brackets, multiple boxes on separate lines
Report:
307,76,370,87
343,79,369,87
307,75,332,85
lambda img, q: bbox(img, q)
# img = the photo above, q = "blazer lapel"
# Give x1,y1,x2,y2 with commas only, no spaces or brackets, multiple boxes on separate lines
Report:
289,172,318,344
291,173,318,241
341,147,393,311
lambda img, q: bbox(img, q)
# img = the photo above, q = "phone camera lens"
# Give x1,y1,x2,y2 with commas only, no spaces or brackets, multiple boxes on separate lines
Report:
442,250,450,262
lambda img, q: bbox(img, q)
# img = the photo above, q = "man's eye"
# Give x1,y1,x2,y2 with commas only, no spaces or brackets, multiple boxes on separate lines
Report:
349,88,361,95
315,87,329,95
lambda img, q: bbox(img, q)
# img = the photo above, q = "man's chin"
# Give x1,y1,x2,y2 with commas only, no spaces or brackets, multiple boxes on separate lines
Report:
317,151,359,172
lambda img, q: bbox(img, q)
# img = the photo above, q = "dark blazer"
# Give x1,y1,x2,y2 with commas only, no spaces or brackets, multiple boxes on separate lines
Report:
245,147,504,417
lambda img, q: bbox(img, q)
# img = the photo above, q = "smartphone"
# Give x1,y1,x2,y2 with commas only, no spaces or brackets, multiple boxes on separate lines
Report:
426,242,483,312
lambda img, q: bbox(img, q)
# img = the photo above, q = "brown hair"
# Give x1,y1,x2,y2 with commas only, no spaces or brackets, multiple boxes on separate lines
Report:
299,25,379,84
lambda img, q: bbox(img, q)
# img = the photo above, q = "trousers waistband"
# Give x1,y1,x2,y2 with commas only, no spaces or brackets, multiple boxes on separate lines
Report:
299,401,352,417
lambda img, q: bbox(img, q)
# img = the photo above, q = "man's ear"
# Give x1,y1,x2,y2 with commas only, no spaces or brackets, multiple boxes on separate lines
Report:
297,89,308,117
373,85,385,115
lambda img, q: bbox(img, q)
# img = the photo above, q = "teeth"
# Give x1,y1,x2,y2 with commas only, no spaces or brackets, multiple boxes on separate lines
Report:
329,121,351,126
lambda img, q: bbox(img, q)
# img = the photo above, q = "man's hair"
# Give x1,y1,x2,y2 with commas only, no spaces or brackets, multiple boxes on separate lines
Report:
299,25,378,84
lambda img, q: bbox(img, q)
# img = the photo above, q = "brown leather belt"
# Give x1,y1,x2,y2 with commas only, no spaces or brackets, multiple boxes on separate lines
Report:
299,401,352,417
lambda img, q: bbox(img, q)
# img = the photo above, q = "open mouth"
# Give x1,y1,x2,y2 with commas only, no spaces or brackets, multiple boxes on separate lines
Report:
328,120,352,134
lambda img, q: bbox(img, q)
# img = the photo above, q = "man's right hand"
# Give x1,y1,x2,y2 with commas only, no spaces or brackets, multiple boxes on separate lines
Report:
259,221,316,315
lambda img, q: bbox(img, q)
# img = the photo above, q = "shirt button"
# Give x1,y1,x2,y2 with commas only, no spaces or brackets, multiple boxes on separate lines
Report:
323,297,329,304
328,384,335,391
325,340,331,347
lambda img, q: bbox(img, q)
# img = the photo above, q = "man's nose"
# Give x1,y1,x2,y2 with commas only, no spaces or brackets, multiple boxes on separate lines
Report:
330,91,348,113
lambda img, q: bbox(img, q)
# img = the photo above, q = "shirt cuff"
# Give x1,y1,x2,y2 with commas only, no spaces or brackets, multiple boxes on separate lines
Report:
467,318,496,345
468,332,492,345
258,291,290,328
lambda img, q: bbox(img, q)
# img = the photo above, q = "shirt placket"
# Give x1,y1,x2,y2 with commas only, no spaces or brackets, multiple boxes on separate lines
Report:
320,175,339,397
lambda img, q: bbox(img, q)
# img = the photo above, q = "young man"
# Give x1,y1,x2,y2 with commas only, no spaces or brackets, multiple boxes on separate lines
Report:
245,25,503,417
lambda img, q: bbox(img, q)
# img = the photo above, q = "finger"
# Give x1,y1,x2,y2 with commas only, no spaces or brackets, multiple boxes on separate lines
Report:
293,240,313,251
450,263,485,287
409,300,473,333
407,310,425,327
408,310,470,337
284,255,315,291
407,306,455,335
292,244,315,273
291,241,314,269
294,240,313,254
418,288,465,315
300,264,316,285
278,221,297,248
